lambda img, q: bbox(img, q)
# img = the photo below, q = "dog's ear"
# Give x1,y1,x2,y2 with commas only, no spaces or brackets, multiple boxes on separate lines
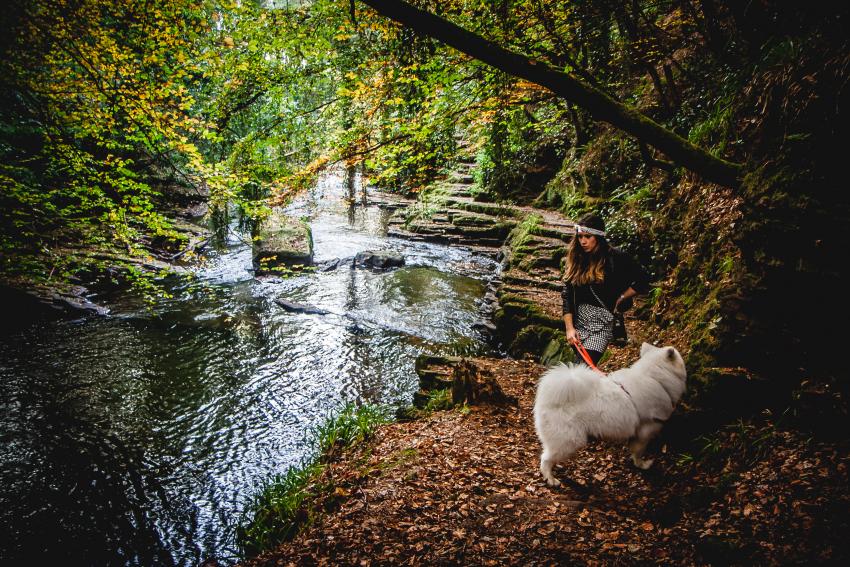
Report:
640,342,655,356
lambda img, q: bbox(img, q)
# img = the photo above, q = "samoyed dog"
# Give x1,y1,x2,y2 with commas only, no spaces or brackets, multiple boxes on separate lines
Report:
534,343,687,487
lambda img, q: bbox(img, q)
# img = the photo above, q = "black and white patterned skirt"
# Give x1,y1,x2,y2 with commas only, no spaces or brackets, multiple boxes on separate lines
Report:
576,303,614,353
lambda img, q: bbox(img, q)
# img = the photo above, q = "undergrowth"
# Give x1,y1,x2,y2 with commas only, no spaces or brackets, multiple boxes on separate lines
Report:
674,415,788,472
403,184,450,225
507,213,542,250
236,403,392,558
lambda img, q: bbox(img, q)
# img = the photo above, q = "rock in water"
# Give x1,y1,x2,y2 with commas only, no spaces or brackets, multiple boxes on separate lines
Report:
275,299,330,315
253,211,313,274
354,250,405,271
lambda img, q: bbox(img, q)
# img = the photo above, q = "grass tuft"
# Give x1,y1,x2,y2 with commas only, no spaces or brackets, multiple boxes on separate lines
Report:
236,403,391,558
315,404,392,461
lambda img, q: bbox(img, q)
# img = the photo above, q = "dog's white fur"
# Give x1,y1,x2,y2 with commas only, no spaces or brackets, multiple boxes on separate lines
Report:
533,342,687,486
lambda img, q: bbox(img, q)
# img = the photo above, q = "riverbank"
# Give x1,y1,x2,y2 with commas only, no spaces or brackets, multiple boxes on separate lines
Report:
239,163,850,565
0,209,210,332
0,172,506,565
242,354,849,565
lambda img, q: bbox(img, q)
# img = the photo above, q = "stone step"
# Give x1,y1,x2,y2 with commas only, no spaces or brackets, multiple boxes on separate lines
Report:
386,227,428,241
443,199,523,218
446,235,505,248
501,273,564,291
447,174,474,184
530,225,574,242
408,220,513,240
448,212,506,227
388,226,503,248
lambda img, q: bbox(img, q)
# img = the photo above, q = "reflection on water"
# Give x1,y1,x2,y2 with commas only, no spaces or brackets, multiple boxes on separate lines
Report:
0,174,499,566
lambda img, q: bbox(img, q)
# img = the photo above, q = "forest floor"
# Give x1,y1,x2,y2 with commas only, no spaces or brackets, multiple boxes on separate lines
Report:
242,319,849,566
241,164,850,566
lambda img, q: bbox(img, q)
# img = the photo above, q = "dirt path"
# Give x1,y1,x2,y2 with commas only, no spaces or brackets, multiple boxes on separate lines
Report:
244,356,681,566
244,329,848,567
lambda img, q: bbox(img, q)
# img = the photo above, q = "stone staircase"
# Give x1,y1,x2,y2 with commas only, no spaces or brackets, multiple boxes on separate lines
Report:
380,157,577,253
369,155,581,365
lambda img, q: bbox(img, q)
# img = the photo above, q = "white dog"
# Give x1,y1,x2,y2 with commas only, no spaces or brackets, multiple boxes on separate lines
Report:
534,342,687,487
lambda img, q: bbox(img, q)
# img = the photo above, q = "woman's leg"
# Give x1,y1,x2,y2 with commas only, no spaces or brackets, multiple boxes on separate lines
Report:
571,346,604,366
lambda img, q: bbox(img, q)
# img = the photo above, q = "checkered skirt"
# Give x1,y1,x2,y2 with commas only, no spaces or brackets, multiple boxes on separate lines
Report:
576,303,614,353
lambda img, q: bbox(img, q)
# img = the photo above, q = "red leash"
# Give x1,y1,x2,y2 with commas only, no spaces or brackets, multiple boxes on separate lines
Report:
574,339,635,401
574,338,605,375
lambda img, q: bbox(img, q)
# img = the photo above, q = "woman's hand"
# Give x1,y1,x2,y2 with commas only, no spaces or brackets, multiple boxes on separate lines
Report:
566,328,579,346
615,288,637,313
614,295,625,313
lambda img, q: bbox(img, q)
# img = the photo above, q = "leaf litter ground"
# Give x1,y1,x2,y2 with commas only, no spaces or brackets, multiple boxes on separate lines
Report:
241,340,850,565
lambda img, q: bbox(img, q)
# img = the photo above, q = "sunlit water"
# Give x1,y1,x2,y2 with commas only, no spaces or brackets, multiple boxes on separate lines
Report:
0,174,499,565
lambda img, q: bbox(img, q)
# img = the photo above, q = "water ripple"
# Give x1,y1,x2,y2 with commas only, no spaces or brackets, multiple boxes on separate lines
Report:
0,173,499,566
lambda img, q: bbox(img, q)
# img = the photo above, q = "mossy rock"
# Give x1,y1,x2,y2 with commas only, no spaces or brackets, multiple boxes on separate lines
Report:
415,354,462,371
451,223,514,240
417,369,454,391
508,325,574,365
450,213,495,226
253,211,313,272
513,246,568,271
444,200,523,218
494,294,562,341
531,228,572,243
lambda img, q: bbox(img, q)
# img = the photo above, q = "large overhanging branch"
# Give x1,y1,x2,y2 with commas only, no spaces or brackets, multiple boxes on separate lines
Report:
357,0,745,188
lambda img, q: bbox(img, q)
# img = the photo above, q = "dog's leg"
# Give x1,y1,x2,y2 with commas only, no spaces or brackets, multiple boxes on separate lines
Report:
540,451,561,487
629,422,663,470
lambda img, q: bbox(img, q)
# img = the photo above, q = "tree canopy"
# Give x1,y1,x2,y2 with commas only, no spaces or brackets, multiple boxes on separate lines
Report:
0,0,837,293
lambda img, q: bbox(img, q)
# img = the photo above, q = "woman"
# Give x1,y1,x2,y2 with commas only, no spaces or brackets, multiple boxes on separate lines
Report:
561,214,649,366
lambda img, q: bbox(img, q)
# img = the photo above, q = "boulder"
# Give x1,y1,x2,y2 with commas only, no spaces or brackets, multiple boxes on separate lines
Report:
354,250,405,271
253,211,313,274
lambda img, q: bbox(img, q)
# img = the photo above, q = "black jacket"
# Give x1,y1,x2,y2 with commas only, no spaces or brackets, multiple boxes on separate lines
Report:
561,247,650,315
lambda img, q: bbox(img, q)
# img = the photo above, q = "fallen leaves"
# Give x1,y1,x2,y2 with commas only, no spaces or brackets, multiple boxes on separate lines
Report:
240,355,850,567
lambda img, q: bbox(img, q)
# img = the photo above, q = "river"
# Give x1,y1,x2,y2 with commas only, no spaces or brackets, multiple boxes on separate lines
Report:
0,173,500,565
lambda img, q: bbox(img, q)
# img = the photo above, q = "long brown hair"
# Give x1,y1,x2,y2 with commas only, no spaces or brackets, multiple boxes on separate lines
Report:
564,234,610,284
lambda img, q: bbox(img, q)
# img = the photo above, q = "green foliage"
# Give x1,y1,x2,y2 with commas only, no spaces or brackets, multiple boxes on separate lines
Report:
476,93,568,200
0,0,351,292
237,403,391,558
314,403,392,460
235,460,324,558
420,388,455,413
688,95,736,157
0,0,235,291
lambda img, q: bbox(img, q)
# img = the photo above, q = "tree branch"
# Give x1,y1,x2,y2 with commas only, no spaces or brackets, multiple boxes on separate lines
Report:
357,0,744,188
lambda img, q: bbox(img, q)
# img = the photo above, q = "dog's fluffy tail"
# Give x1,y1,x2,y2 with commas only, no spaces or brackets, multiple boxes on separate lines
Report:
534,363,599,409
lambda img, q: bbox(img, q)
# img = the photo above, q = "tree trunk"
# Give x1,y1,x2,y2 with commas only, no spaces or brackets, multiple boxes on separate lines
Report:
663,63,681,107
358,0,745,188
645,64,671,114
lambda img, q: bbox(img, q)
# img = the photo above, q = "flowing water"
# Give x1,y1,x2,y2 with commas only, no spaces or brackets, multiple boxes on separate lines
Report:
0,174,499,566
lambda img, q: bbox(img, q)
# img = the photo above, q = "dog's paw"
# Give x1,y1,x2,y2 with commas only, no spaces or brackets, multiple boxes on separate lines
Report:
544,477,562,487
634,457,654,470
